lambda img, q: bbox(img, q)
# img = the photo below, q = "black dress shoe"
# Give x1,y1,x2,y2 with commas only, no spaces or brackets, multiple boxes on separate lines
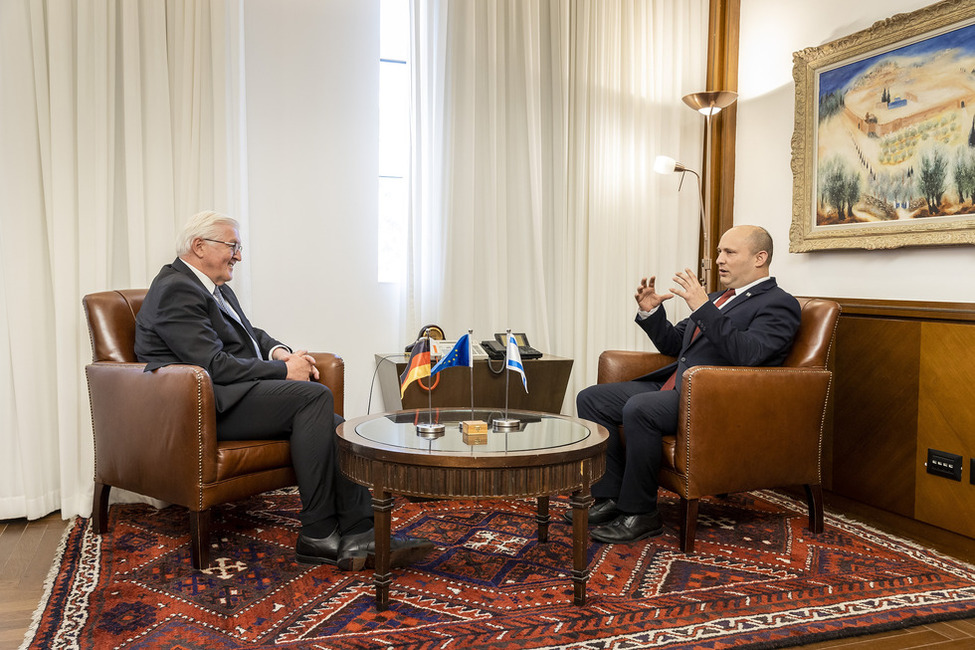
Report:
590,512,663,544
338,530,435,571
365,536,436,570
295,529,342,566
562,498,621,525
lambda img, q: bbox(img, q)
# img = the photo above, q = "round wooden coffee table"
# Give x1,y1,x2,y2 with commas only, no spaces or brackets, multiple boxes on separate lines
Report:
336,408,608,611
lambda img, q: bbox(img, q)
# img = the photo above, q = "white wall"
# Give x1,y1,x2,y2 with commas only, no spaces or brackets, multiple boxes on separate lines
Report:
736,0,963,301
244,0,401,416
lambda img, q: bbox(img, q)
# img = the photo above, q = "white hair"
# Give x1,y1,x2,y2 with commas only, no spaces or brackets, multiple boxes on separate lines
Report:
176,210,240,256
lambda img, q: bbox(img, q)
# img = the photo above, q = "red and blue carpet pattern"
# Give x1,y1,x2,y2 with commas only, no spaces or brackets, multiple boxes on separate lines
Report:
24,489,975,649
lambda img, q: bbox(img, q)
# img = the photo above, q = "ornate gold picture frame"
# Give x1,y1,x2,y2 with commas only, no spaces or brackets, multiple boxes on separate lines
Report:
791,0,975,252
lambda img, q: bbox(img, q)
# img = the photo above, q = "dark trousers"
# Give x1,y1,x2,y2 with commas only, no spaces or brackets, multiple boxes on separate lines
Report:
577,380,679,514
216,379,372,533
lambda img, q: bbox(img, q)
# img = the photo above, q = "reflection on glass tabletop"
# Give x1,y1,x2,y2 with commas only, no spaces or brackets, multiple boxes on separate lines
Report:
352,408,592,453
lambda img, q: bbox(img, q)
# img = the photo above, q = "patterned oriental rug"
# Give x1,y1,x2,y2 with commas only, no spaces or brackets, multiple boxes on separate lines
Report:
22,489,975,650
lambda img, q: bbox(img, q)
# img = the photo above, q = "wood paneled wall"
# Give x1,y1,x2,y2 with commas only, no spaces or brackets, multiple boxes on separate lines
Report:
827,297,975,540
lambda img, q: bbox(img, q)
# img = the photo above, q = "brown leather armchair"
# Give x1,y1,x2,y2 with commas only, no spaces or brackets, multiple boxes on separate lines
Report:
83,289,345,569
596,297,840,552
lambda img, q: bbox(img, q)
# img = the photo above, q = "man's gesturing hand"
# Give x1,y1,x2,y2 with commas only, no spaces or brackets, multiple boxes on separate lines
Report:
635,276,673,312
669,268,709,311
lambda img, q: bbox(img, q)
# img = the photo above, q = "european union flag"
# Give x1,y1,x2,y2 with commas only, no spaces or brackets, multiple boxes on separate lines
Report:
431,333,472,376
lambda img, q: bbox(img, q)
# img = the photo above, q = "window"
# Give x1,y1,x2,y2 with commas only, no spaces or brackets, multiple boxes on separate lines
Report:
378,0,410,282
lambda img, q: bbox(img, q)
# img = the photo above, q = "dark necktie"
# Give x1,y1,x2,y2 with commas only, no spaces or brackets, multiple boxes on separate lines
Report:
659,288,736,391
213,287,262,358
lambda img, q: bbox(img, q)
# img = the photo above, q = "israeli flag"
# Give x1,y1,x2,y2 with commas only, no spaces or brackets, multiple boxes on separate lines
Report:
506,332,528,392
430,333,473,375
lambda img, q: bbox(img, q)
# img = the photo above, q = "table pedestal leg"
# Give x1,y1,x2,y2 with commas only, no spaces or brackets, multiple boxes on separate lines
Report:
536,496,550,543
569,489,594,606
372,489,393,611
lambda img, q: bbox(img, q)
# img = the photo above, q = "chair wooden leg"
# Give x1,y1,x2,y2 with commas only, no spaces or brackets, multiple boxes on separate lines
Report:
679,498,699,553
92,482,111,534
804,484,824,534
536,496,550,543
190,509,212,570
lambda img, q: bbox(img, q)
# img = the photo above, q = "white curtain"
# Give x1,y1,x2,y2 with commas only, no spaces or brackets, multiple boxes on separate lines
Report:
0,0,248,520
407,0,708,412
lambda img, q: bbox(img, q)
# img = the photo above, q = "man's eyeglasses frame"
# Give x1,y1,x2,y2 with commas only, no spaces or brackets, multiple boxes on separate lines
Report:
202,238,243,255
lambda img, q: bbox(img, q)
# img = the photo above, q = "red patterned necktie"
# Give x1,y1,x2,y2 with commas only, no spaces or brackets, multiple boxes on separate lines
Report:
659,288,736,391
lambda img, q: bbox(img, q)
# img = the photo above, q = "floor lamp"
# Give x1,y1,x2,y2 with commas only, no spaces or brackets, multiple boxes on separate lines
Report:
654,90,738,292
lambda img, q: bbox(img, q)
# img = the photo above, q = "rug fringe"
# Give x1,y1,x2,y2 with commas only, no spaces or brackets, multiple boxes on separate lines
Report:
18,516,79,650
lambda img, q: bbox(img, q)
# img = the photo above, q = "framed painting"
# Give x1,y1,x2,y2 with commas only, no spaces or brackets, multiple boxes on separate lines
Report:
791,0,975,251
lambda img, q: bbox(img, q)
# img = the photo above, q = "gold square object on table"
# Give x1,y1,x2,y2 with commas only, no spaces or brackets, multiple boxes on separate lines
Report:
461,420,488,445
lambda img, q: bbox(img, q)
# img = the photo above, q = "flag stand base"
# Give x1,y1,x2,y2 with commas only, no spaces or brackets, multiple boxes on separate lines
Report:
416,422,445,438
493,418,520,431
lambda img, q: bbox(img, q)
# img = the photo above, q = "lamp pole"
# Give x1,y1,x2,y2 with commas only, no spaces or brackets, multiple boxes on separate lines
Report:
700,109,714,291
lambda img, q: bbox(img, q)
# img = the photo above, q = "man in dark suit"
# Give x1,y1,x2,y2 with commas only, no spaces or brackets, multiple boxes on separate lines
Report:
575,225,801,544
135,210,431,569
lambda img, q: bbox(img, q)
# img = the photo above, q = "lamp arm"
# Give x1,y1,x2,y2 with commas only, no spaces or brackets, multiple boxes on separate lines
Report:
678,168,711,286
680,169,707,241
693,171,710,261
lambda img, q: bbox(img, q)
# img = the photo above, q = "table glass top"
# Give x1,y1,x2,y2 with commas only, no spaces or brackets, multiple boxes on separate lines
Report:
353,409,593,453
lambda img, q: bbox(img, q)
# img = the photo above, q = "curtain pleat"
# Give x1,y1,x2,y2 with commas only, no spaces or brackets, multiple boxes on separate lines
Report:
0,0,248,519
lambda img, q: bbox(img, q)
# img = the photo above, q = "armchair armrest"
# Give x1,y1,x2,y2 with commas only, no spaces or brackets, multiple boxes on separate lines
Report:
673,365,832,498
86,362,217,508
310,352,345,416
598,350,676,384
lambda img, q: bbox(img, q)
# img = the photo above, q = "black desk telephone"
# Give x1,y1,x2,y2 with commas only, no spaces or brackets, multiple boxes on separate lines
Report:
481,332,543,360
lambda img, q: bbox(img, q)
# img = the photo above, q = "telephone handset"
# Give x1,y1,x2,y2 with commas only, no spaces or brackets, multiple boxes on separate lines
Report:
481,332,543,360
405,324,445,352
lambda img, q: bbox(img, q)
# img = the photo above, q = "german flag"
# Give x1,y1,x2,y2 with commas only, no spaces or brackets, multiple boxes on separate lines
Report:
400,338,431,397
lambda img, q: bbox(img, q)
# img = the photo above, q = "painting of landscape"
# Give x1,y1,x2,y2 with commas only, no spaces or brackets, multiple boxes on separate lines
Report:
815,20,975,227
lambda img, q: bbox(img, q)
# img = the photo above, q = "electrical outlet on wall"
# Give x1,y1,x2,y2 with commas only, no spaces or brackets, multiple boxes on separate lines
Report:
926,449,962,481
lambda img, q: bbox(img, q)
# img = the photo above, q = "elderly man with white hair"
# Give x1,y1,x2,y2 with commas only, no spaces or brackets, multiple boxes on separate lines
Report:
135,210,432,570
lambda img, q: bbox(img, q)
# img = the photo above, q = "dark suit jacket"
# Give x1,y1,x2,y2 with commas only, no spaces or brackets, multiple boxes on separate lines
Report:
134,258,289,412
635,277,800,388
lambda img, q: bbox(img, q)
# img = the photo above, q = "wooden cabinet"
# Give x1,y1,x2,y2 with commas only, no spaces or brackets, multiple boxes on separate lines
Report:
827,298,975,540
376,354,573,415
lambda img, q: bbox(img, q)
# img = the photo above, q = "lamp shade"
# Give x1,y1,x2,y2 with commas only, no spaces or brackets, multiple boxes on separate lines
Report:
682,91,738,116
653,155,677,174
654,155,694,175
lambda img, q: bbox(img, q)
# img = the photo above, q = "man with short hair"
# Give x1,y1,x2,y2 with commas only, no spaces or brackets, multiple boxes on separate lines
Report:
575,225,801,544
135,210,432,569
